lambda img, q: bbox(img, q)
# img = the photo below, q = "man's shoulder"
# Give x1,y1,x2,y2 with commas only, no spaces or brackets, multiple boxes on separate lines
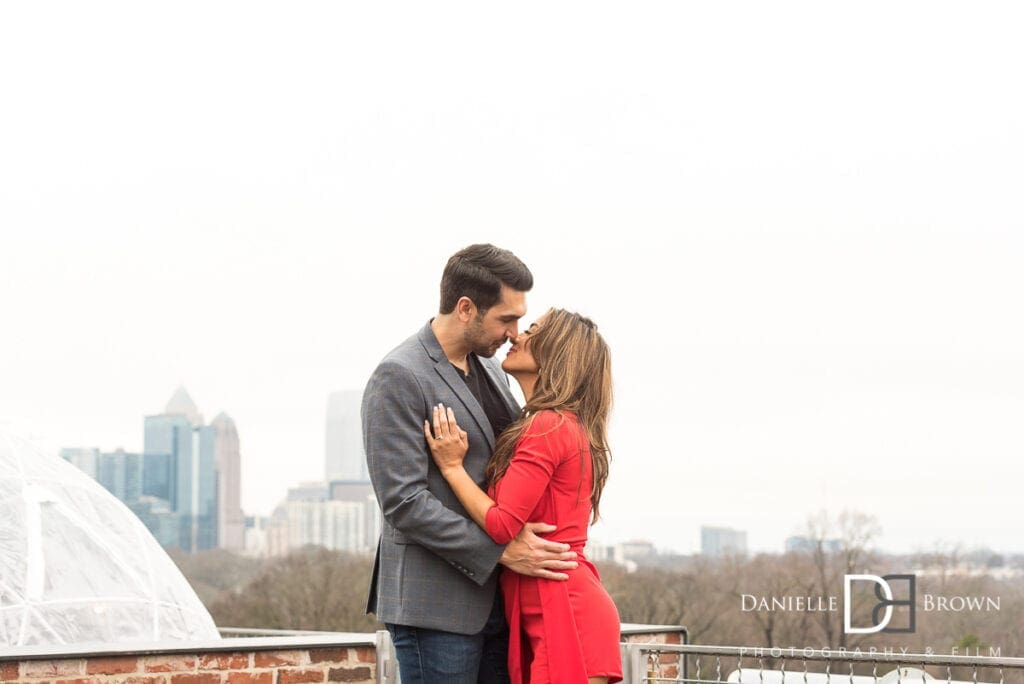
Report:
371,325,434,377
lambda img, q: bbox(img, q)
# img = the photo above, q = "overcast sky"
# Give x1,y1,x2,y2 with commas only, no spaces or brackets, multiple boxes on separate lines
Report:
2,2,1022,555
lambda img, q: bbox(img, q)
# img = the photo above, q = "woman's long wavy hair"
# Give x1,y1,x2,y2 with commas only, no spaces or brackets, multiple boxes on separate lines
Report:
485,308,612,522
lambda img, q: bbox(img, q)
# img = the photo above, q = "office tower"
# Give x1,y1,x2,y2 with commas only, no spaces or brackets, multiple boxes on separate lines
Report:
700,525,748,557
128,497,180,548
325,390,368,482
165,385,203,426
142,388,218,552
60,447,99,480
211,412,245,552
97,449,143,502
143,414,192,505
184,425,218,552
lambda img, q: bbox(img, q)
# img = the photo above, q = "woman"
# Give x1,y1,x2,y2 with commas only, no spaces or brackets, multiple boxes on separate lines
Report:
423,308,622,684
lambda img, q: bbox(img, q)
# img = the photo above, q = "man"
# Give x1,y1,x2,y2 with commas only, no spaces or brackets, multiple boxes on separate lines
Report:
362,244,578,683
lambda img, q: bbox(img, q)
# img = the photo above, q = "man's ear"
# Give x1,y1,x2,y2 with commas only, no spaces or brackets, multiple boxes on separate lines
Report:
455,296,477,322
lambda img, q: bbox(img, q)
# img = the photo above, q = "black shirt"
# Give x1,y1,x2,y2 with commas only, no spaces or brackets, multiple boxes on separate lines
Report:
454,354,514,440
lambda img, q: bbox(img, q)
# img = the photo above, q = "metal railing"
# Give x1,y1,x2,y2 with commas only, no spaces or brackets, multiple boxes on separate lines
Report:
621,644,1024,684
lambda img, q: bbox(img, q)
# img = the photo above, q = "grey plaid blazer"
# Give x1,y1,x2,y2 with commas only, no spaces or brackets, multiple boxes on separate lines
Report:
362,320,521,635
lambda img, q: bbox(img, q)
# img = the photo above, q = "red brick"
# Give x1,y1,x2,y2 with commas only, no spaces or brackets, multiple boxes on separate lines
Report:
327,667,372,683
87,656,139,675
22,660,86,678
145,656,198,673
198,653,251,670
227,673,272,684
1,662,20,681
664,631,682,644
307,649,348,665
170,674,222,684
277,668,325,684
54,679,102,684
353,648,375,664
253,651,306,668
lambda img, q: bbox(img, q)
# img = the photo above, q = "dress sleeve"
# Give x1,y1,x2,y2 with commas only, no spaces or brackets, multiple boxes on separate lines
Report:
484,411,569,544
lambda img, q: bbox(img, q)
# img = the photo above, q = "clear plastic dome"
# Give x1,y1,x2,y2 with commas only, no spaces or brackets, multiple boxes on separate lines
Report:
0,429,220,647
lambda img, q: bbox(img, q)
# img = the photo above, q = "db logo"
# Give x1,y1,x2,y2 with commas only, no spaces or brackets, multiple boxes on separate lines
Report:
843,574,916,634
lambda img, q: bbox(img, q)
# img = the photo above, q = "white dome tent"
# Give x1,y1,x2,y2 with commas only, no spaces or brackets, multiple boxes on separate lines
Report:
0,429,220,647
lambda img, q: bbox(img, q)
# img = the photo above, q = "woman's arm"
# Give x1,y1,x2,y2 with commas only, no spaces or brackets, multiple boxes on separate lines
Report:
427,406,565,544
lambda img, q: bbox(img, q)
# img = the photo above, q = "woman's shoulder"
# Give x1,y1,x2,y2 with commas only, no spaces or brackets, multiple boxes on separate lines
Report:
523,409,581,438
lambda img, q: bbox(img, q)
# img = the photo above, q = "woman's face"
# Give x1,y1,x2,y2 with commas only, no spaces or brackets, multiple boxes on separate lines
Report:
501,312,547,376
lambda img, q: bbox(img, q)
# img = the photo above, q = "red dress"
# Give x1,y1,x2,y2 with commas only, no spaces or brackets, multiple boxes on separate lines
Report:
485,410,623,684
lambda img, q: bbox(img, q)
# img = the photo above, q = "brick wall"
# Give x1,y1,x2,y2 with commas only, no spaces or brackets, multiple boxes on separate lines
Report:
0,646,375,684
622,625,686,680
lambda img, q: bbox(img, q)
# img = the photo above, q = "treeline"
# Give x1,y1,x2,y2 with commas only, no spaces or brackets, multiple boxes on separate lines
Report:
170,532,1021,657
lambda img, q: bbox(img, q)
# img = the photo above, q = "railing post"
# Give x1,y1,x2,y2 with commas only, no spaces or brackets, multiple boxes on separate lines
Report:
375,629,400,684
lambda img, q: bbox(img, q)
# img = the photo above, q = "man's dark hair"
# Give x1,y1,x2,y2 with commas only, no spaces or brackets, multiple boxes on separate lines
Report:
439,244,533,314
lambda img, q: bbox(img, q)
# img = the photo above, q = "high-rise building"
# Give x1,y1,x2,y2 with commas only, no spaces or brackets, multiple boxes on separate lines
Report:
212,412,245,552
165,385,203,426
128,496,180,548
325,390,368,481
143,388,218,552
143,413,192,505
97,449,143,502
700,525,748,557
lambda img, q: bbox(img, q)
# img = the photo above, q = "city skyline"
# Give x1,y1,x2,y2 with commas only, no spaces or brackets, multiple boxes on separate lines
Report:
43,383,1022,557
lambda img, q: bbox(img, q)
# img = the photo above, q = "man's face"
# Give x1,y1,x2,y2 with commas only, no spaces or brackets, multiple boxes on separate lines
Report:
463,285,527,358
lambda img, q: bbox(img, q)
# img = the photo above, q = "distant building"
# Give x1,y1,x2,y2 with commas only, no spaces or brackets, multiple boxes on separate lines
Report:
329,479,382,553
143,401,217,552
701,525,748,557
785,535,842,554
60,447,99,480
585,539,657,572
212,413,245,552
325,390,368,481
243,515,272,557
142,413,192,505
287,480,330,503
128,496,180,548
263,479,380,557
97,449,143,502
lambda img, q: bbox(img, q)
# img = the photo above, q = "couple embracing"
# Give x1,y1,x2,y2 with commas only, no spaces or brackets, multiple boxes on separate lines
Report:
362,244,622,683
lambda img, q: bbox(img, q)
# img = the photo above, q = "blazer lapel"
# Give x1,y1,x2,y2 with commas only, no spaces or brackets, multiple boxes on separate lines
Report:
433,359,496,451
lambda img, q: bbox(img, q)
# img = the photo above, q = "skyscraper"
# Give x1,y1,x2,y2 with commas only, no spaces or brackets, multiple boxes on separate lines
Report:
142,387,218,552
143,413,192,506
97,448,143,502
325,390,368,482
212,412,245,552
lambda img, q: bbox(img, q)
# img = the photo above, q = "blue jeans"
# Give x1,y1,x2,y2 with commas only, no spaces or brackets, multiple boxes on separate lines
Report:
386,594,510,684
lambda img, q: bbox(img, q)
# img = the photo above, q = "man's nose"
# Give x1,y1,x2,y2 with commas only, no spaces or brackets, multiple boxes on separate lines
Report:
506,322,520,340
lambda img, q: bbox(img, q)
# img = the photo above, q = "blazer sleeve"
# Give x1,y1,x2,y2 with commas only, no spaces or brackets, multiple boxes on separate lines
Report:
484,411,567,544
363,360,504,584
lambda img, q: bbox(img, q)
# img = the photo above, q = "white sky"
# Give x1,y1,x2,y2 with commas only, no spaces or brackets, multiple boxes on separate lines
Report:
2,2,1022,555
